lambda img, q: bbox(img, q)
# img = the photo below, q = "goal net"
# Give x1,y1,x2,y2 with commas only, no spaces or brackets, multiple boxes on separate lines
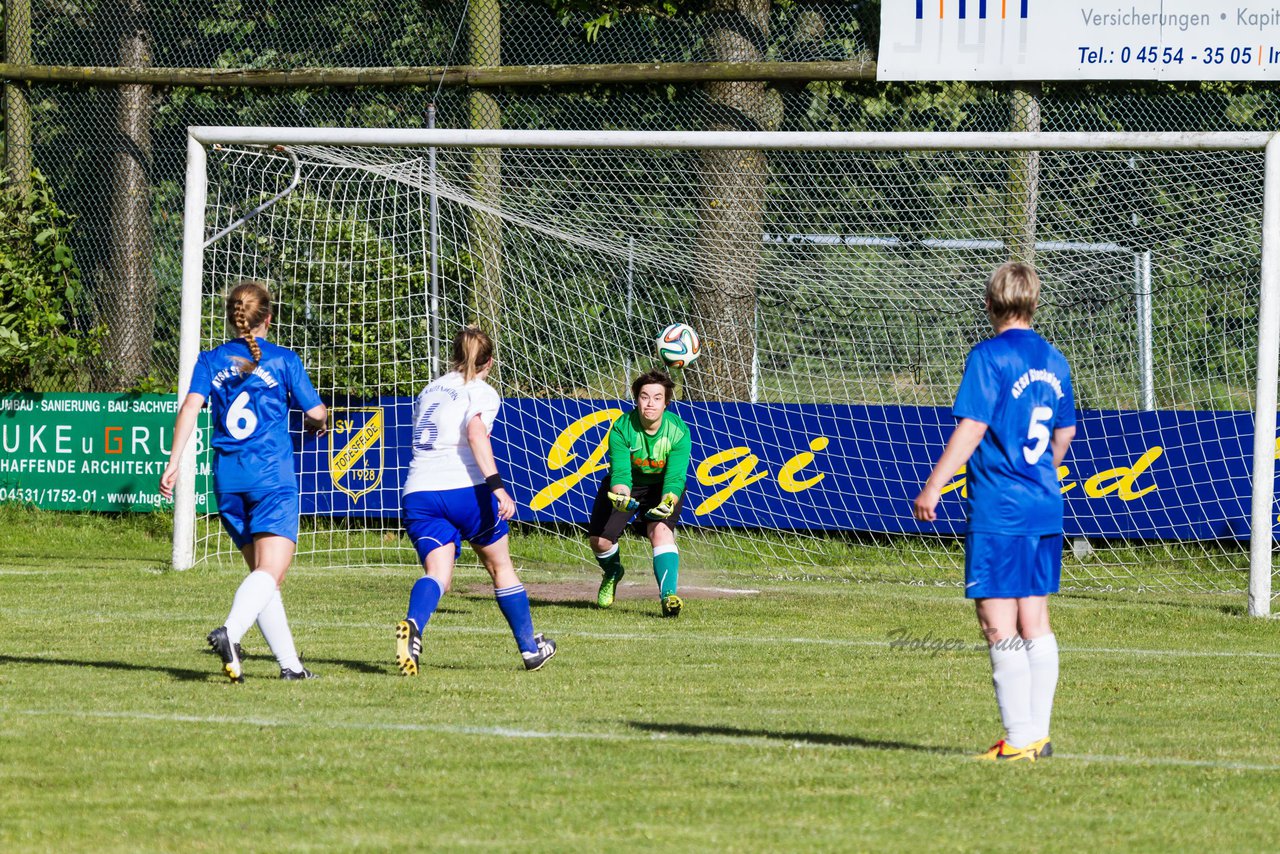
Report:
174,128,1280,613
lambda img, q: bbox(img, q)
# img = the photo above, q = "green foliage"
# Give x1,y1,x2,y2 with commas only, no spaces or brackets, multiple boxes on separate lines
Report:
547,0,796,42
265,193,432,400
0,170,104,391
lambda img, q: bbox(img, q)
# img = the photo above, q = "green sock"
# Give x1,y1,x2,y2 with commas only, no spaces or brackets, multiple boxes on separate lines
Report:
595,545,624,580
653,546,679,598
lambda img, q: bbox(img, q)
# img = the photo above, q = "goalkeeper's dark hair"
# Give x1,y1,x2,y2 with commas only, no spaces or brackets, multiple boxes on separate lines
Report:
986,261,1041,326
632,369,675,404
451,325,494,383
226,280,271,376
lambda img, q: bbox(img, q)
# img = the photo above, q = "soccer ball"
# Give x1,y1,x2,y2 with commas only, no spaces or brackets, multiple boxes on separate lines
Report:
656,323,701,369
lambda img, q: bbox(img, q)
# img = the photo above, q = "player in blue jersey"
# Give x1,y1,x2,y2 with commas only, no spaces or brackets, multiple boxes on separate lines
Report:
160,281,328,683
394,326,556,675
913,262,1076,762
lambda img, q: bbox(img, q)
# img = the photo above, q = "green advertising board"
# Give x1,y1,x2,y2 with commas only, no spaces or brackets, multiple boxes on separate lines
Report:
0,393,213,512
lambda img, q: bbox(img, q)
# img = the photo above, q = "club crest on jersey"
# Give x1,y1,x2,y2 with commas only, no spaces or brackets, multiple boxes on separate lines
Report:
330,407,384,502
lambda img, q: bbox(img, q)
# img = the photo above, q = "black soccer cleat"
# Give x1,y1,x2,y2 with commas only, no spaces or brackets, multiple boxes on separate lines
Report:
207,626,244,683
521,633,557,671
280,665,318,680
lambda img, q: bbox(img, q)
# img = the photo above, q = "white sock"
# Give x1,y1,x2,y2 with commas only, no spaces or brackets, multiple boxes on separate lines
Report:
223,570,278,643
256,589,303,673
989,639,1035,749
1025,633,1059,742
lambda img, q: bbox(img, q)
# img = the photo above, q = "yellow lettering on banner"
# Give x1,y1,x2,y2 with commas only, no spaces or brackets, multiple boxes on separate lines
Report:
778,437,829,493
941,464,1078,499
530,409,622,511
1057,465,1078,495
940,464,967,498
694,447,768,514
1084,447,1162,500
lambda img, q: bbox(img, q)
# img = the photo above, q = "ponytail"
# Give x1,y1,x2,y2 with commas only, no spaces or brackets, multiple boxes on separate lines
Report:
226,280,271,376
450,325,494,383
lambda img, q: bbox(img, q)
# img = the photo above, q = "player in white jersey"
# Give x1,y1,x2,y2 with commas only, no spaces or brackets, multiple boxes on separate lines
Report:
394,326,556,674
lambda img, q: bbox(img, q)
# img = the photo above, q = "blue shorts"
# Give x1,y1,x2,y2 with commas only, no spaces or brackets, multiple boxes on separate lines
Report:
964,532,1062,599
403,485,509,563
216,488,300,549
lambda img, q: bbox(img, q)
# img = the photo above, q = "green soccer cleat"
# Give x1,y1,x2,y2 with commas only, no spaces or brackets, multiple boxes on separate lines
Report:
976,739,1037,762
660,594,683,618
395,619,422,676
597,571,623,609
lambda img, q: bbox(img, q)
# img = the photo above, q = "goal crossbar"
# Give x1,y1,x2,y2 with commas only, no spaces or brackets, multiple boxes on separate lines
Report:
187,127,1275,152
175,127,1280,617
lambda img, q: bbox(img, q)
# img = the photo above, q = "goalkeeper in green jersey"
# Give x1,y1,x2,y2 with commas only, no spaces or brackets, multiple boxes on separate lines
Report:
587,369,692,617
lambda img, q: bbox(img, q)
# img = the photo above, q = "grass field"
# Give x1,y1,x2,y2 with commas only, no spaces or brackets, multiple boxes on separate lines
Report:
2,506,1279,852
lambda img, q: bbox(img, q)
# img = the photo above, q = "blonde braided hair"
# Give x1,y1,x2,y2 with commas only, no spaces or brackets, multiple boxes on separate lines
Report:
226,280,271,376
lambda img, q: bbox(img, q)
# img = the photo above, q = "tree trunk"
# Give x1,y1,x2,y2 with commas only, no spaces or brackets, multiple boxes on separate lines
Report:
1008,86,1041,265
688,0,777,401
100,0,155,390
467,0,503,343
4,0,33,191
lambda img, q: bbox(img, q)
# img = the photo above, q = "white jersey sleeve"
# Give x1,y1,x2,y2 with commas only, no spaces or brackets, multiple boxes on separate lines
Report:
402,373,502,494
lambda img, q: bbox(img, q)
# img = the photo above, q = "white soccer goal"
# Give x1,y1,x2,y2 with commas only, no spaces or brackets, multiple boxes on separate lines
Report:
174,127,1280,617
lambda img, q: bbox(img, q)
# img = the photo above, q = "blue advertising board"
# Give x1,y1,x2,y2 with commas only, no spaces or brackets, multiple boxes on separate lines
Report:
305,397,1262,541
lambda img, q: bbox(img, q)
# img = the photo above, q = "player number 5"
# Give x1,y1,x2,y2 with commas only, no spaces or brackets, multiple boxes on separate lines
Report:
226,391,258,440
1023,406,1053,465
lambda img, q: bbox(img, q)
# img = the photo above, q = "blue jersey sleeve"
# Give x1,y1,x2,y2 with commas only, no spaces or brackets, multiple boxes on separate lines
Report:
286,353,323,412
188,352,213,399
952,347,999,425
1057,367,1077,428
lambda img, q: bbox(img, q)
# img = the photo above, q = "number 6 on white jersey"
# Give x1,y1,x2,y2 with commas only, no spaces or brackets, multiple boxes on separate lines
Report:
1023,405,1053,465
226,390,259,440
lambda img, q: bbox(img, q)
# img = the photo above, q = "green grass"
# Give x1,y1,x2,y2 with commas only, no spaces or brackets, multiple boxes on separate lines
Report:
2,507,1279,852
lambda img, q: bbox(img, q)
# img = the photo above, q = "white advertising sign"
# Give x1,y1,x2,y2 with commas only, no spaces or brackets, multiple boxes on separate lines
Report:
878,1,1280,81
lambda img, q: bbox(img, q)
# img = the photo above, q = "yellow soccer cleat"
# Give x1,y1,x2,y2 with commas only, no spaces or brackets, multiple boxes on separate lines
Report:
395,619,421,676
660,594,683,618
1026,736,1053,758
976,739,1037,762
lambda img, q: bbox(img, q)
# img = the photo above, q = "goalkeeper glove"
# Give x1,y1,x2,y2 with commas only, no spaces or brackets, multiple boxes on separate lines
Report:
608,491,640,513
644,492,680,520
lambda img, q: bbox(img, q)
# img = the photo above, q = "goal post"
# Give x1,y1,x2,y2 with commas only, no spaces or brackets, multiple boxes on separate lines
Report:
173,126,1280,616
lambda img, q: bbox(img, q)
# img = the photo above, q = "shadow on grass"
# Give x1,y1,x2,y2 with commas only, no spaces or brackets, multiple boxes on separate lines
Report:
527,597,598,611
239,651,390,675
1057,590,1246,616
627,720,958,754
0,652,392,680
0,654,213,682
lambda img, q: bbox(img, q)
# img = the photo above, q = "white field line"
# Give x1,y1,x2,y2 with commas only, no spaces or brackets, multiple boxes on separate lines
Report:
2,615,1278,661
9,707,1280,773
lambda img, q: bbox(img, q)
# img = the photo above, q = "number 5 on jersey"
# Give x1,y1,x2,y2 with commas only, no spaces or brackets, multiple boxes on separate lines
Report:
1023,405,1053,465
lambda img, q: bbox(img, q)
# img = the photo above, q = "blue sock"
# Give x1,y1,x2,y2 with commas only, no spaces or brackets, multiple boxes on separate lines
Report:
406,575,444,632
495,584,537,654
